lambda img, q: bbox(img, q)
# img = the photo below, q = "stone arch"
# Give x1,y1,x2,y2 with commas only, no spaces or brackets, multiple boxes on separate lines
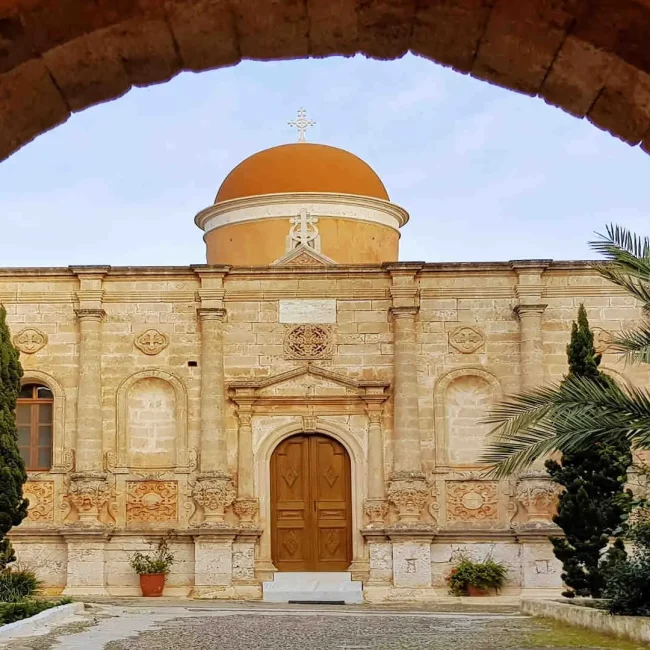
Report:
2,3,650,163
19,369,67,472
434,367,502,467
256,419,365,569
115,369,188,471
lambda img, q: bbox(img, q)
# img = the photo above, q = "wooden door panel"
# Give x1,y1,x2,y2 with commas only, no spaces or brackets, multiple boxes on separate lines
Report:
310,436,351,571
271,435,311,571
271,434,352,572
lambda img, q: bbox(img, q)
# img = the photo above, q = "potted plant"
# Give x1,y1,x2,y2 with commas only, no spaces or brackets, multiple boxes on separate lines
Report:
446,554,508,596
129,537,174,597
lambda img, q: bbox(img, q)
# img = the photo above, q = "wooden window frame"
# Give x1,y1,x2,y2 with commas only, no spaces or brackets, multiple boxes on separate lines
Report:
16,384,53,472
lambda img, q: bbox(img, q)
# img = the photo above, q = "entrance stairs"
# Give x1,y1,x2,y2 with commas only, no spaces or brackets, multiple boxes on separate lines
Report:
262,572,363,604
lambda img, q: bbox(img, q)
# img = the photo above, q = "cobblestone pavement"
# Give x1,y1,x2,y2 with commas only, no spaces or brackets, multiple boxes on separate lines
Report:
2,604,647,650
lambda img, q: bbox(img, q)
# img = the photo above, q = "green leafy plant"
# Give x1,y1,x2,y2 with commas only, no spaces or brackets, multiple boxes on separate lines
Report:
445,554,508,596
0,304,28,570
0,598,72,625
603,515,650,617
546,304,633,599
129,537,174,575
0,567,40,602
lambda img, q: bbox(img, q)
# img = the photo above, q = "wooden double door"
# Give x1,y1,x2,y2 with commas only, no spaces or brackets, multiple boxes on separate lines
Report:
271,434,352,572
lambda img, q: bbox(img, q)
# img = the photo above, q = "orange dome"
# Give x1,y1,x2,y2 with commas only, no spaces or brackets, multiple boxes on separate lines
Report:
215,143,389,203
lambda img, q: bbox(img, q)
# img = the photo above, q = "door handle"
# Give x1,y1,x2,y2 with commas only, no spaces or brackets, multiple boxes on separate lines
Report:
313,499,317,513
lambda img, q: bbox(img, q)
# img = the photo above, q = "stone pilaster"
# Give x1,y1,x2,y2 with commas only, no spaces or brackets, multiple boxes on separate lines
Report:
197,307,229,473
74,307,105,474
514,304,547,390
511,260,550,390
234,405,259,526
192,472,237,526
70,267,110,529
364,407,387,528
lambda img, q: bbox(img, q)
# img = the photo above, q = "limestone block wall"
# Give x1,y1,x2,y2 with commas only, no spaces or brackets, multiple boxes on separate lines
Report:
0,260,647,599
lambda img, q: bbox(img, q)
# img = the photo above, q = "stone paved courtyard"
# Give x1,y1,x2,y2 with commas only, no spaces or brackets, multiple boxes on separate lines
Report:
1,603,648,650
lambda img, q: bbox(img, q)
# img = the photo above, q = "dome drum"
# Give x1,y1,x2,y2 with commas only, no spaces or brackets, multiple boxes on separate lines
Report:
196,142,409,266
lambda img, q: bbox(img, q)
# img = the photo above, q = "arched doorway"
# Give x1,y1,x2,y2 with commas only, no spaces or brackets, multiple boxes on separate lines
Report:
270,433,352,572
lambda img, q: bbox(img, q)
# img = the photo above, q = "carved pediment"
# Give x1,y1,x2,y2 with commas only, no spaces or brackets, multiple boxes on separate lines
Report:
228,364,389,406
271,244,335,267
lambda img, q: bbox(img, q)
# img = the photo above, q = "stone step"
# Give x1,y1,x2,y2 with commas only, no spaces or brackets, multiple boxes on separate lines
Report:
262,572,363,604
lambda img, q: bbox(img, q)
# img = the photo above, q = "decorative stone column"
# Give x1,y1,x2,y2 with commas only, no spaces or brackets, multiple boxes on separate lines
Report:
514,303,547,390
234,405,259,527
364,407,388,528
192,531,237,598
194,307,236,525
70,307,109,525
388,305,428,524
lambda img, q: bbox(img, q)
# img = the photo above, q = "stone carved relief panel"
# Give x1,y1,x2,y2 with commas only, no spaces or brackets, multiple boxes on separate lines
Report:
134,329,169,355
13,328,48,354
126,481,178,523
448,326,485,354
283,324,334,360
446,481,498,522
24,481,54,522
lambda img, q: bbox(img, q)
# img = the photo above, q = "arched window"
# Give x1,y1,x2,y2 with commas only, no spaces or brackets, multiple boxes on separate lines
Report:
16,384,53,471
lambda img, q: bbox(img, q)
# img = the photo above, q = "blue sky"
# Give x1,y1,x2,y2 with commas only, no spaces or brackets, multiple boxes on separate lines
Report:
1,53,649,267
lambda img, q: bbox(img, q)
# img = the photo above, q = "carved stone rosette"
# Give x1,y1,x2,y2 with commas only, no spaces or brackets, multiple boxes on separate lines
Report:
192,472,236,526
515,471,561,525
234,498,259,527
67,472,110,526
387,472,429,524
364,498,389,528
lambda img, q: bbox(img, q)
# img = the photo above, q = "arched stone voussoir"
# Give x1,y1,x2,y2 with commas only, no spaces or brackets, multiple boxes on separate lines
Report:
3,0,650,162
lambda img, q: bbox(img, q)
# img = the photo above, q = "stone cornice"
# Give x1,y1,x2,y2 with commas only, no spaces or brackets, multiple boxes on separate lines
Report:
194,191,410,234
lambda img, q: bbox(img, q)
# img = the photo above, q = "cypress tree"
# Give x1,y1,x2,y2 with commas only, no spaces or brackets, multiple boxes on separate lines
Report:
545,304,633,598
0,305,27,569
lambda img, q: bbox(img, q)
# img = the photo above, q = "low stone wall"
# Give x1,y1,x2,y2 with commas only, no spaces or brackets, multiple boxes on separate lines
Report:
521,599,650,645
0,602,85,641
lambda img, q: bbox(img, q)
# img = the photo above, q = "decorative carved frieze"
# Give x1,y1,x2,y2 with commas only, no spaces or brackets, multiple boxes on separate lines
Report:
364,498,389,528
126,481,178,523
515,471,561,524
283,324,334,360
24,481,54,522
192,472,236,526
387,472,429,524
234,498,259,527
134,329,169,355
13,328,48,354
446,481,498,522
448,326,485,354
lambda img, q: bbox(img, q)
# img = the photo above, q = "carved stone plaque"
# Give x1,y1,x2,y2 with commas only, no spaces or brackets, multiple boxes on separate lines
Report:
134,329,169,356
448,326,485,354
13,328,48,354
126,481,178,523
284,324,333,360
279,299,336,324
24,481,54,522
446,481,498,521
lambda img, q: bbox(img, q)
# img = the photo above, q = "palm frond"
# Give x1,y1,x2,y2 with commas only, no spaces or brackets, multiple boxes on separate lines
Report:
480,375,650,477
609,322,650,364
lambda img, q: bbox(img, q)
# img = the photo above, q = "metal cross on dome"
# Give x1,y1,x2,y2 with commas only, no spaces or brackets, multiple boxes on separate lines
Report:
288,108,315,142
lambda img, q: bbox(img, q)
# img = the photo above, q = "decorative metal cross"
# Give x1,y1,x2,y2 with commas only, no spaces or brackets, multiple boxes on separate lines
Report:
289,209,319,248
288,108,315,142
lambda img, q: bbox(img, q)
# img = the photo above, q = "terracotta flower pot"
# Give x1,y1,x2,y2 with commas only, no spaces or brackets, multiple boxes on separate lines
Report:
467,584,491,597
139,573,166,597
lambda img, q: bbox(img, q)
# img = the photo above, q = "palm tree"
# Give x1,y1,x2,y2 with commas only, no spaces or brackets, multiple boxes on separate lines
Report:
481,225,650,478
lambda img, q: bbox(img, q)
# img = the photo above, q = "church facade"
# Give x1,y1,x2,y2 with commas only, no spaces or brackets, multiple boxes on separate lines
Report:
4,140,648,601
